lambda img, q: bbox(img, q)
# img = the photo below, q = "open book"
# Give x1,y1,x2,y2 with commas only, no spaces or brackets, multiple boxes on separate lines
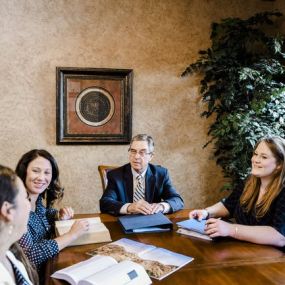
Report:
176,219,212,241
87,238,193,280
55,217,112,246
51,255,152,285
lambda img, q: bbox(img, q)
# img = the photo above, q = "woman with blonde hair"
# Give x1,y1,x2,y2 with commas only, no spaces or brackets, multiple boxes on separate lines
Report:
189,136,285,247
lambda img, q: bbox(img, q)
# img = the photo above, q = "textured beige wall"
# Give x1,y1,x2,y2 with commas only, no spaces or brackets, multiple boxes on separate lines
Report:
0,0,284,213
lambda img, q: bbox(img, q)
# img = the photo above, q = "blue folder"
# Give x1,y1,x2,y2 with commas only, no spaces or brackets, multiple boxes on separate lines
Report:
118,212,173,234
176,219,207,234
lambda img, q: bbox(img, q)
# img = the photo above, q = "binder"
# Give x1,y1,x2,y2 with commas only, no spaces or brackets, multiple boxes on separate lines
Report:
118,212,173,234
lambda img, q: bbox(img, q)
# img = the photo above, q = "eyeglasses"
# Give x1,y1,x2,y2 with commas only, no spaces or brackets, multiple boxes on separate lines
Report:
128,149,152,157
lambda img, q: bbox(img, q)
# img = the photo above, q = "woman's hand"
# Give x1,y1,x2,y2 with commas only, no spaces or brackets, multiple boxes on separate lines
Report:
68,220,89,240
55,219,90,250
205,218,235,238
58,206,74,220
189,209,208,220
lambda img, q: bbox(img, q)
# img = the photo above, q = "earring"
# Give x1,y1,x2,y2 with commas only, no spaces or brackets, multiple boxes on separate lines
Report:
8,224,14,235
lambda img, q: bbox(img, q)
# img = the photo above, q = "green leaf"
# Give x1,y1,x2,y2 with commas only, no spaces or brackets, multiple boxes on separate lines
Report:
182,10,285,191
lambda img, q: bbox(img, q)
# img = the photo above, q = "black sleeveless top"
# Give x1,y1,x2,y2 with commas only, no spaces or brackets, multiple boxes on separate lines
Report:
222,186,285,236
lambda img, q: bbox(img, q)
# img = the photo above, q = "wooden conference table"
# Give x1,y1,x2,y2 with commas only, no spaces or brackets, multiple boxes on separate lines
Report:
45,210,285,285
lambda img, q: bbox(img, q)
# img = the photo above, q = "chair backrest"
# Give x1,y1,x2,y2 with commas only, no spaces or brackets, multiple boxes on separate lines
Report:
98,165,118,191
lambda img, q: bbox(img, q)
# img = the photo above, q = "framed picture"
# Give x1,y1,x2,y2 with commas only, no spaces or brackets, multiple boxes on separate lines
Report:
56,67,133,144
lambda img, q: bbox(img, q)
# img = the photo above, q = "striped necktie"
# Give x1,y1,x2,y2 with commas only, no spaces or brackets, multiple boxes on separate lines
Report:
133,175,145,202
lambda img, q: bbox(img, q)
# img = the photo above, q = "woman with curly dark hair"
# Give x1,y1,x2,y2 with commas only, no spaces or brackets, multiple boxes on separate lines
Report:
16,149,89,272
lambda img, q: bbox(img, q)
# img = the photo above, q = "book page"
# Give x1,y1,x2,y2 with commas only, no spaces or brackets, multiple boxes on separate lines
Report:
140,247,193,266
177,228,212,241
55,217,101,235
51,255,117,284
139,247,193,280
55,218,112,246
87,238,193,280
78,260,152,285
112,238,156,256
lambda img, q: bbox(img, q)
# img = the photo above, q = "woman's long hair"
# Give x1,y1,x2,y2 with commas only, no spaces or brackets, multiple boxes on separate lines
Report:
15,149,64,207
240,136,285,218
10,243,39,285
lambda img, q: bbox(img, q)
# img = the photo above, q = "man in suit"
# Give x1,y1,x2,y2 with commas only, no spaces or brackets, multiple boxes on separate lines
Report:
99,134,184,216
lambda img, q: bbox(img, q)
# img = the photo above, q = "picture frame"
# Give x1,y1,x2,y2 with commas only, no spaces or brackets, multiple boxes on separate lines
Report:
56,67,133,144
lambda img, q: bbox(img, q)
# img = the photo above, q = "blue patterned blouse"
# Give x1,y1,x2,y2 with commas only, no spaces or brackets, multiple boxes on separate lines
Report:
18,196,59,270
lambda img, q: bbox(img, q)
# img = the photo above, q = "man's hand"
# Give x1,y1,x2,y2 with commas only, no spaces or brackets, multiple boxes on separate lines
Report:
127,201,165,215
127,200,154,215
150,203,164,214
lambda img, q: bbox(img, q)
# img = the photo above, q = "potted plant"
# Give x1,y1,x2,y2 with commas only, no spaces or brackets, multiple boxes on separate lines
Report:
182,11,285,191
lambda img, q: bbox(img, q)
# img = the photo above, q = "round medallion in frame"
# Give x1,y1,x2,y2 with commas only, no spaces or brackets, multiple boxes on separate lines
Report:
75,87,115,127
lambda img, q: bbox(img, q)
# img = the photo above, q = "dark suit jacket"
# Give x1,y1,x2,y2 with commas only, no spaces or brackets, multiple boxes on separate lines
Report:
99,163,184,216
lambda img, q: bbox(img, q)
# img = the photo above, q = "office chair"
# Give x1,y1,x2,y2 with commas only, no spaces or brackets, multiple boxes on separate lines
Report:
98,165,118,191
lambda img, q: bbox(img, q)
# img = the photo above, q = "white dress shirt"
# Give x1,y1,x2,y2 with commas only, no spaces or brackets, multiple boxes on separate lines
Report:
0,250,33,285
120,167,170,214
